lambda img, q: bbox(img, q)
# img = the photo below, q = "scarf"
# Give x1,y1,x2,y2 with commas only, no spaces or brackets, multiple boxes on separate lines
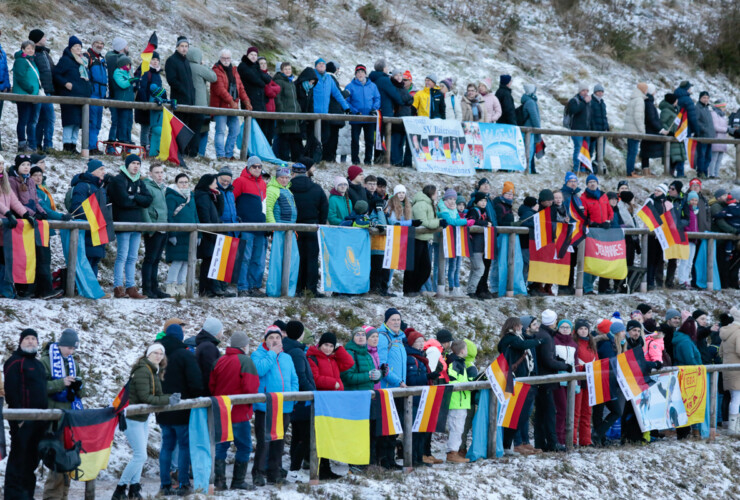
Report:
169,184,191,216
50,343,83,410
617,201,635,228
120,164,140,182
585,187,602,199
302,80,314,94
219,61,238,100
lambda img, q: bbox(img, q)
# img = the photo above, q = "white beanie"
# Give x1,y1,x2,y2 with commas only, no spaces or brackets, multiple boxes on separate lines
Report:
541,309,557,326
647,83,656,95
112,37,127,53
393,184,407,196
146,343,165,356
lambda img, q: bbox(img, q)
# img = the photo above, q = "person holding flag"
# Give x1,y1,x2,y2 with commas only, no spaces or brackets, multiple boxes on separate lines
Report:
70,159,109,276
658,93,688,178
579,174,613,295
644,183,670,290
0,154,32,297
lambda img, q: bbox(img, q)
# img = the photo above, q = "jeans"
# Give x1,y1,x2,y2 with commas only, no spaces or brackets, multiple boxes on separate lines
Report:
214,115,240,158
116,108,133,143
167,261,187,284
159,424,190,488
142,232,167,291
108,107,118,143
16,102,37,149
216,421,252,462
34,102,54,150
583,272,595,293
447,256,462,288
571,136,583,171
238,231,266,291
114,232,142,288
198,124,209,156
677,242,696,285
351,123,375,164
695,143,712,176
119,418,148,485
673,161,685,178
140,124,151,148
708,151,724,178
90,105,103,150
626,139,640,175
390,131,406,165
62,125,79,146
421,242,438,292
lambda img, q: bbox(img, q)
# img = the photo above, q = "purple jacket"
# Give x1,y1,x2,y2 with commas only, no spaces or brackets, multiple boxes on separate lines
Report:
8,171,46,216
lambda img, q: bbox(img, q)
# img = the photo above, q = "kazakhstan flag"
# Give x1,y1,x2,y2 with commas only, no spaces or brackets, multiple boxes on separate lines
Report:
317,226,370,294
314,391,371,464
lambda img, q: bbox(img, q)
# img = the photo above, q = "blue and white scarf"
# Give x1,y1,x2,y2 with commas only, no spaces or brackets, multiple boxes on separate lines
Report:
50,343,83,410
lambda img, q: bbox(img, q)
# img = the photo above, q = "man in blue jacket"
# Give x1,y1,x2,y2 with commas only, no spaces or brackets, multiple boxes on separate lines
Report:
589,84,609,172
313,58,350,161
376,308,407,469
214,167,238,297
346,64,380,165
0,31,10,151
83,36,108,155
251,326,299,486
674,81,700,137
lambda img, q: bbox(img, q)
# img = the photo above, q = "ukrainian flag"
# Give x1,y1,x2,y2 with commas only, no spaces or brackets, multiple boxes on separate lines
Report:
314,391,371,464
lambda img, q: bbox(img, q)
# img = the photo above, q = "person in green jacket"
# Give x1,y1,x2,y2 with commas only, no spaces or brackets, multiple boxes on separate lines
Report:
658,94,687,177
445,340,471,463
458,338,479,455
40,329,87,499
141,164,170,299
405,185,444,297
328,176,351,225
12,41,41,152
265,166,297,223
112,342,179,500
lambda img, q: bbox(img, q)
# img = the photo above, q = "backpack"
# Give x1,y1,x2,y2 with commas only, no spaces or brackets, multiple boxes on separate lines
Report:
562,103,573,129
515,104,526,126
64,188,74,213
38,425,82,475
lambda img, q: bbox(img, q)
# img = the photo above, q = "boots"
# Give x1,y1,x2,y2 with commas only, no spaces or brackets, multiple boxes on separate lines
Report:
319,459,341,480
446,451,469,463
63,143,79,154
111,484,127,500
154,287,171,299
125,287,146,299
113,286,128,298
127,483,142,499
17,141,28,153
177,284,186,296
728,414,739,436
231,461,255,490
214,459,227,491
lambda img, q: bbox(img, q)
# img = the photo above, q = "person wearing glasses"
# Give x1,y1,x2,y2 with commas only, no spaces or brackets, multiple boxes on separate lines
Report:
233,156,268,297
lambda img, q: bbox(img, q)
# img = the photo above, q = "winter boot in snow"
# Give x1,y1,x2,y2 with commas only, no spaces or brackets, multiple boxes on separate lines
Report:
446,451,469,463
111,484,127,500
113,286,128,298
165,283,178,297
177,283,186,296
231,461,255,490
17,141,28,153
125,286,146,299
127,483,142,499
214,459,227,491
728,414,739,436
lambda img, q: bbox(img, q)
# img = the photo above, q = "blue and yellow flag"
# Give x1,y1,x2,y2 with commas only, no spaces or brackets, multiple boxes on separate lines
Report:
314,391,371,464
317,227,370,294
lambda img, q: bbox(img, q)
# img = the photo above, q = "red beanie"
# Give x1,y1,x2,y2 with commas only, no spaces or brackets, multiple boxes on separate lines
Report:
406,329,424,347
348,165,363,182
597,319,612,334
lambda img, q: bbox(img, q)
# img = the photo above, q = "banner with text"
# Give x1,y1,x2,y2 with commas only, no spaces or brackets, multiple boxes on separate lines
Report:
403,117,476,176
463,122,527,172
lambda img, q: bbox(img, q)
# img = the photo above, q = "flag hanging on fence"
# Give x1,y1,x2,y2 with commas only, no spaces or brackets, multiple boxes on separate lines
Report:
374,112,385,151
616,347,655,400
554,221,572,259
674,108,688,142
158,107,195,166
485,354,512,403
3,219,36,284
81,189,114,246
533,207,553,250
383,225,415,271
528,238,572,286
578,139,592,171
441,225,456,258
140,32,158,74
456,226,470,258
497,382,531,429
686,138,698,169
586,357,619,406
568,197,588,248
314,391,371,464
483,226,495,259
535,138,546,159
62,407,119,481
372,389,403,436
265,392,285,441
35,219,50,247
694,239,721,290
660,209,690,260
207,234,246,283
209,396,234,443
412,385,453,432
678,366,707,427
318,226,371,294
583,228,628,280
636,200,663,232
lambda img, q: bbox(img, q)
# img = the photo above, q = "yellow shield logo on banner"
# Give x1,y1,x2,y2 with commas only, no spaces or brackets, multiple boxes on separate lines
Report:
678,366,707,426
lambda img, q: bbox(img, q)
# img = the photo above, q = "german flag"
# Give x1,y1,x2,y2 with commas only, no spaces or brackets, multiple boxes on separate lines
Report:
441,225,456,258
483,226,495,259
533,206,553,250
674,109,688,142
686,138,697,169
499,382,531,429
207,234,246,283
615,347,655,400
456,226,470,258
210,396,234,443
382,226,415,271
528,238,571,286
554,222,572,260
577,138,592,171
35,219,50,247
264,393,284,441
140,32,157,74
568,197,587,248
62,408,118,481
112,383,129,414
485,354,512,403
583,228,627,280
158,108,195,166
372,389,403,436
585,357,619,406
636,200,662,232
81,189,114,246
411,385,453,432
3,219,36,284
661,209,689,260
535,138,546,159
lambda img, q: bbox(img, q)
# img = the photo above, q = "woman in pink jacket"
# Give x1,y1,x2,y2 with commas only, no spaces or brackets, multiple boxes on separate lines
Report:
477,79,502,123
708,101,729,178
0,154,31,298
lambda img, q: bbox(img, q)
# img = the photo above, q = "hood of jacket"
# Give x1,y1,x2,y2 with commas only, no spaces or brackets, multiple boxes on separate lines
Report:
297,67,318,85
71,172,102,188
306,344,331,360
720,322,740,341
186,47,203,64
521,93,537,104
367,70,387,83
412,190,433,208
195,329,219,347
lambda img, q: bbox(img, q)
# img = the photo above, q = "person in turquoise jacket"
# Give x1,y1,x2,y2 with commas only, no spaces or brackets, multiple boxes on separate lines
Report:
250,325,299,485
377,308,407,389
112,55,136,144
672,316,702,440
12,42,41,152
327,176,351,225
435,188,474,296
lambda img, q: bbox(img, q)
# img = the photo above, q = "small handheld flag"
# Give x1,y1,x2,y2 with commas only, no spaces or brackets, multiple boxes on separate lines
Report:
578,139,592,171
615,347,655,400
81,189,114,246
158,108,195,166
533,206,553,251
456,226,470,258
485,354,512,403
674,108,688,142
441,225,456,258
140,32,158,74
568,197,587,248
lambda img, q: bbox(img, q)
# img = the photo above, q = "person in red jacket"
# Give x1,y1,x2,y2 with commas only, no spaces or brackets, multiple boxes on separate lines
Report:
233,157,268,297
259,56,280,143
572,319,597,446
306,332,354,479
209,332,259,491
580,174,614,294
211,49,252,160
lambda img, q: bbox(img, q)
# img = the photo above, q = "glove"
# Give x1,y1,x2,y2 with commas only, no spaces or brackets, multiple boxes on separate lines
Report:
380,363,389,377
61,213,73,221
22,213,35,228
169,236,177,246
369,369,381,381
370,110,378,116
344,109,352,115
69,379,83,391
411,219,423,227
564,364,574,373
169,393,181,406
654,362,663,370
438,219,448,229
466,219,475,227
600,222,611,229
376,225,385,234
4,212,17,229
35,211,47,220
128,77,140,84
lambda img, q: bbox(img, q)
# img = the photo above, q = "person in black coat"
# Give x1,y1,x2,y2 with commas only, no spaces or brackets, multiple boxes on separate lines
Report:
164,37,197,160
52,37,92,153
290,163,328,296
282,320,316,471
194,317,223,394
238,47,272,142
30,29,56,152
495,75,517,125
193,174,223,296
533,311,571,452
69,159,109,275
368,61,402,118
639,89,668,172
156,325,202,493
390,71,415,166
3,329,48,500
589,84,609,170
566,85,592,171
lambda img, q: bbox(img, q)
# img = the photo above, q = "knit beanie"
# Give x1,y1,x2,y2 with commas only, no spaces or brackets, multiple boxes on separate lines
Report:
326,61,338,73
626,320,642,332
59,328,80,348
523,196,537,208
679,80,692,89
363,325,379,338
538,189,554,202
440,78,454,90
564,171,577,183
523,83,536,95
655,183,669,196
68,36,83,49
393,184,406,195
291,162,307,174
610,322,625,334
541,309,557,326
165,324,184,341
247,46,258,56
473,192,487,204
202,317,223,336
664,93,677,105
15,154,31,169
477,178,490,189
274,320,288,332
286,320,305,340
334,176,348,190
347,165,363,182
557,319,573,330
247,156,262,168
456,195,467,205
586,174,598,184
231,331,248,349
20,328,38,342
443,188,457,200
619,191,634,204
407,330,424,347
687,191,699,202
146,343,165,356
436,329,453,343
29,166,43,176
384,308,401,323
124,153,141,168
276,166,291,178
112,37,127,52
520,316,534,331
597,319,612,334
665,309,681,321
318,332,337,347
636,303,652,315
502,181,515,195
264,325,282,340
29,29,45,44
500,74,512,86
637,82,648,94
176,36,189,47
607,191,618,201
351,326,368,342
692,309,708,320
87,159,104,174
426,73,438,84
117,55,132,69
670,180,683,193
574,318,590,332
699,91,709,98
354,200,369,215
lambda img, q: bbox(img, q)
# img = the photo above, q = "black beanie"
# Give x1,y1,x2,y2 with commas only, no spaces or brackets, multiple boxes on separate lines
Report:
692,309,708,320
574,319,590,332
274,320,288,332
538,189,554,202
20,328,38,342
436,329,453,343
637,303,652,315
606,191,618,201
523,196,537,208
29,29,44,44
318,332,337,347
384,308,401,323
619,191,634,204
720,314,734,327
286,320,305,340
626,320,642,332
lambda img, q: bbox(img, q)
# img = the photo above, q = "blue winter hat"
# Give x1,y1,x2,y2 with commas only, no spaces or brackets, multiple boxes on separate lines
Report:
557,319,573,330
687,191,699,201
564,171,577,183
500,74,512,86
384,307,401,323
315,58,326,66
86,159,104,174
291,162,307,174
586,174,598,184
68,35,83,49
165,324,184,341
609,322,625,334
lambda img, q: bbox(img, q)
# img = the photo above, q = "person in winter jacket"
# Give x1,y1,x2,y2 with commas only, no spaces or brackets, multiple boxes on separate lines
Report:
622,83,648,176
404,330,439,465
478,79,502,123
708,100,729,178
461,84,486,122
466,192,494,299
377,308,408,389
495,75,516,125
553,320,578,445
165,37,197,161
134,52,164,151
53,36,92,153
571,319,597,446
328,176,351,225
3,329,48,500
239,47,273,141
644,184,672,289
390,70,415,166
193,174,223,296
0,36,11,151
676,191,700,288
210,49,251,159
69,159,107,275
439,78,462,121
194,317,223,393
672,317,702,439
110,54,135,145
107,154,152,298
659,93,687,177
209,332,259,491
164,174,197,296
313,59,350,159
251,326,299,486
156,324,204,496
266,166,297,224
83,36,107,154
140,164,169,299
674,80,700,136
693,90,715,177
437,189,473,297
346,65,381,164
445,340,471,463
588,84,609,170
13,41,41,152
639,84,669,175
274,63,303,161
368,60,403,119
520,84,541,173
580,174,613,294
185,46,217,156
306,331,354,391
104,37,128,150
214,168,239,257
233,157,267,297
30,30,55,153
412,74,445,118
720,308,740,435
258,56,280,142
567,84,592,172
406,186,443,296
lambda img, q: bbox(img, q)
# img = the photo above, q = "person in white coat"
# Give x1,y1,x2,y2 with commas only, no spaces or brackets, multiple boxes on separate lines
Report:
622,82,648,177
440,78,462,121
478,79,502,123
708,100,729,178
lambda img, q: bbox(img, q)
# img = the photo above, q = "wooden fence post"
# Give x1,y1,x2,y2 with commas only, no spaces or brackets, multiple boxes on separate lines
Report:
66,228,79,298
84,480,95,500
506,232,515,297
385,120,393,165
597,136,605,173
640,232,649,293
81,104,90,158
565,380,576,450
186,230,198,298
240,117,251,161
436,236,446,297
403,396,413,472
281,230,292,297
663,141,671,176
487,391,498,458
575,242,585,296
709,370,719,441
314,120,322,143
524,131,532,174
707,238,715,291
309,404,319,485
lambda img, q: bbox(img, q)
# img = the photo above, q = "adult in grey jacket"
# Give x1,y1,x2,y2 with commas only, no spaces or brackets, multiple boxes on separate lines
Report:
186,47,217,157
29,29,55,152
589,84,608,172
105,37,128,150
695,91,715,177
566,84,591,172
